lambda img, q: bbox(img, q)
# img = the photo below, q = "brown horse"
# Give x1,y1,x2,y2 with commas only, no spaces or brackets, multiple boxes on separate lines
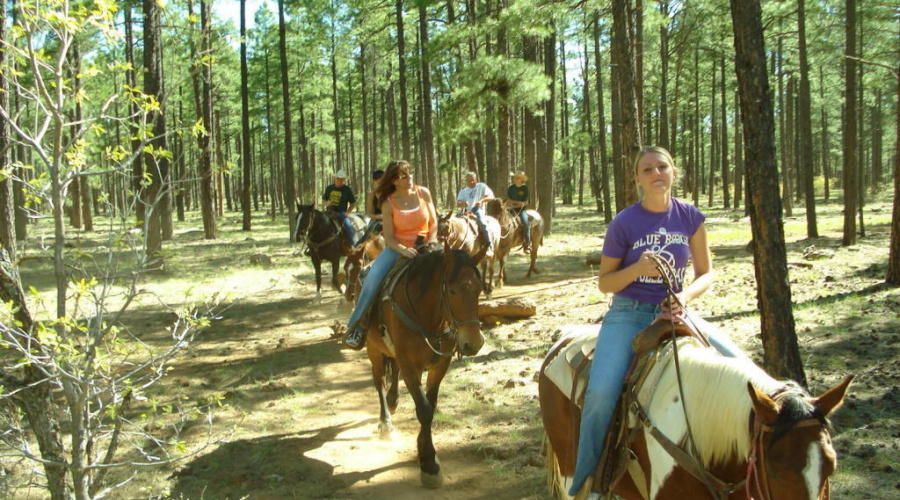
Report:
342,234,385,303
538,326,852,499
364,241,487,488
484,199,543,287
436,211,500,298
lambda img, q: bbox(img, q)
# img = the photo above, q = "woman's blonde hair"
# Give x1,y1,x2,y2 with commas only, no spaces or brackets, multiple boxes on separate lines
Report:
633,146,677,176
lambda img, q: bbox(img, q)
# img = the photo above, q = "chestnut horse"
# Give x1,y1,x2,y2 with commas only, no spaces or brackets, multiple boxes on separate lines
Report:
342,234,385,303
539,327,852,500
436,211,500,298
484,199,543,287
364,242,487,488
293,204,367,301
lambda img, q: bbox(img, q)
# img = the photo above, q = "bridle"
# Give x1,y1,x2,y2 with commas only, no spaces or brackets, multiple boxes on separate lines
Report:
295,209,340,253
389,250,481,357
440,216,472,251
746,390,831,500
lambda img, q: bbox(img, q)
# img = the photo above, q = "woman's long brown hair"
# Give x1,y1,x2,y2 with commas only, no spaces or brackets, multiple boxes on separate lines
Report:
375,160,412,205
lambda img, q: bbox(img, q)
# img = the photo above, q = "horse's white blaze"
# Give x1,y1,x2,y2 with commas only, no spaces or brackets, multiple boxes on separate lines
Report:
803,441,823,500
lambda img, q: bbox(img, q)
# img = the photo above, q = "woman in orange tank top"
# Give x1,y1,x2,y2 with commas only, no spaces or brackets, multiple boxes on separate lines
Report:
344,160,437,349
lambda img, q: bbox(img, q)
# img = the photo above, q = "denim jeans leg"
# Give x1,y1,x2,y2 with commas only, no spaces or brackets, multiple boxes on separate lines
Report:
346,247,399,329
341,216,356,245
471,206,491,247
517,210,531,243
568,304,657,495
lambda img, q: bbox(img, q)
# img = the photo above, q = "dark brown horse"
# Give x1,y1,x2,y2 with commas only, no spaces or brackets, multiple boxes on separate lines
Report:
484,199,543,287
436,211,500,298
538,327,852,499
293,204,366,301
364,241,487,488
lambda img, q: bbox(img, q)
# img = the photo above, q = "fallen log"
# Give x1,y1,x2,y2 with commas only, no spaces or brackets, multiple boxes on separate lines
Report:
478,297,537,319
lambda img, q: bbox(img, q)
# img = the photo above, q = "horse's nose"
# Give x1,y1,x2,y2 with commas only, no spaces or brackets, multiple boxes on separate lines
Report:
458,330,484,356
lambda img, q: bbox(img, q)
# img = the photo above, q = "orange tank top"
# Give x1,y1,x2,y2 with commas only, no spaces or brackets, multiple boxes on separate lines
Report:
388,187,431,248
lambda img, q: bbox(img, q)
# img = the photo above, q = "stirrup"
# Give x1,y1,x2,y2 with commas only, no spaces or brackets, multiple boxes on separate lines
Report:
344,327,366,350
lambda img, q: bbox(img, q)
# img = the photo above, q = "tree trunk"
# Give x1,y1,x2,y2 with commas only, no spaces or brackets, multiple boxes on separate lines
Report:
612,0,641,207
143,0,167,264
537,31,556,234
418,3,436,191
887,72,900,285
658,1,670,151
0,10,14,258
593,13,612,222
730,0,807,386
797,0,817,238
841,0,857,246
396,0,411,159
720,56,730,210
191,0,216,239
278,0,297,236
240,0,252,231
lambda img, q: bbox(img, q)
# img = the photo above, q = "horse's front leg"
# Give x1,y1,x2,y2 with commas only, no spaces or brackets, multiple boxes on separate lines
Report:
367,347,395,439
402,367,443,489
330,257,343,294
311,256,323,302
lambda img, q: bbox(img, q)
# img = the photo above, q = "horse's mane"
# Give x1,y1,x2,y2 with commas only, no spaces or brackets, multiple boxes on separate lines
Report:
407,249,479,295
485,199,509,225
650,343,787,467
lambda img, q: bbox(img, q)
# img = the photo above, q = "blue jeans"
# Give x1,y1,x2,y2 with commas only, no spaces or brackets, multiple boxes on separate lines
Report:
516,209,531,244
346,247,400,329
470,206,492,248
332,210,356,245
568,295,743,495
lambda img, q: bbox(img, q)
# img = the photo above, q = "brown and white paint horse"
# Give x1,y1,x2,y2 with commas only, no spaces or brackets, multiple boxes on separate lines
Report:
539,329,852,500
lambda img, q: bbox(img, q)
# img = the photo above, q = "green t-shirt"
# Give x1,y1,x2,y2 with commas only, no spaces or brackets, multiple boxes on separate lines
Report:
507,184,529,204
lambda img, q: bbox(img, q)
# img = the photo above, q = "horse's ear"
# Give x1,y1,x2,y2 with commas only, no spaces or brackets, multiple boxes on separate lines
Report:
747,382,780,425
812,375,854,417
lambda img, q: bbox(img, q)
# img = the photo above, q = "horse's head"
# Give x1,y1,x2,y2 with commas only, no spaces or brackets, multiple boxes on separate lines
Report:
485,198,509,224
747,375,853,500
436,211,454,242
293,203,317,243
440,240,484,356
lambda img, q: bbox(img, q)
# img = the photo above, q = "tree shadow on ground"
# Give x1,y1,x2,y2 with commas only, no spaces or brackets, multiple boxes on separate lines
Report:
168,423,404,500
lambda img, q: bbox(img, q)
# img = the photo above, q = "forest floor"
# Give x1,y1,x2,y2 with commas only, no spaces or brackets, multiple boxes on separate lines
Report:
5,193,900,500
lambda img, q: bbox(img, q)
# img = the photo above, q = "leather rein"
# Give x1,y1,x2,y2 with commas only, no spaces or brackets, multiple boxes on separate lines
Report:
634,254,829,500
388,250,480,358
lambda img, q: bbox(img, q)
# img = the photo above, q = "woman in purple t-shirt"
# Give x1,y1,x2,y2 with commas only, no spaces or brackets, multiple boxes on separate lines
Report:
569,146,744,496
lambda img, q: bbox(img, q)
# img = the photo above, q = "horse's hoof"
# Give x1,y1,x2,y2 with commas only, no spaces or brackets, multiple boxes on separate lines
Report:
376,422,396,440
420,469,444,489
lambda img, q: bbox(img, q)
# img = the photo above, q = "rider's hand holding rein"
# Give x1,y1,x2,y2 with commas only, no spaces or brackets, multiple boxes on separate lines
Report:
597,250,661,295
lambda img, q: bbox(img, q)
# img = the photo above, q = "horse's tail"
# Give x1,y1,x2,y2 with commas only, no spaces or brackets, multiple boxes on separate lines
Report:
544,433,571,500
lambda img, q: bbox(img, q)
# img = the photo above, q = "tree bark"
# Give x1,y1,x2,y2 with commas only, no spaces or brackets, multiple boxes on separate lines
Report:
240,0,252,231
0,10,14,259
278,0,297,236
611,0,641,207
396,0,411,159
886,71,900,285
593,13,612,222
798,0,817,237
730,0,807,386
144,0,167,263
191,0,216,239
841,0,857,246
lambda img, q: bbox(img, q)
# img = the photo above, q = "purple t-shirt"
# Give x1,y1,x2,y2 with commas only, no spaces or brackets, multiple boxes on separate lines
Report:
601,198,705,304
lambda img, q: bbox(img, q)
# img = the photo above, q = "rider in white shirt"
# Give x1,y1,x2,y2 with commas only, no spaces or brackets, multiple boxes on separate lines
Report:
456,171,494,255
